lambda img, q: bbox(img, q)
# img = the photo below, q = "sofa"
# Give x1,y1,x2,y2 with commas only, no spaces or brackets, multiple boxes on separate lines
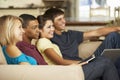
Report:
0,65,84,80
0,44,85,80
0,40,102,80
79,41,102,59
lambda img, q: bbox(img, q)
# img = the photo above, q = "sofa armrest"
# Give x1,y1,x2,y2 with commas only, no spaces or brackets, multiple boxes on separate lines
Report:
0,45,7,64
0,65,84,80
79,41,102,59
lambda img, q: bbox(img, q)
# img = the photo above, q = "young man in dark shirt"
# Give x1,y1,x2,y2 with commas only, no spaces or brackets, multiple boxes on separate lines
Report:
43,7,120,80
17,14,47,65
44,8,120,60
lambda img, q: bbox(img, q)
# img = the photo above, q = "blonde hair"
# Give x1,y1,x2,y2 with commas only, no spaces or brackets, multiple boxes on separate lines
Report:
0,15,22,46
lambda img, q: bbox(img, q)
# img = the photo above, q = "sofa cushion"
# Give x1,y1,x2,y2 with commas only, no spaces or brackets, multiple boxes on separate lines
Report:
79,41,102,59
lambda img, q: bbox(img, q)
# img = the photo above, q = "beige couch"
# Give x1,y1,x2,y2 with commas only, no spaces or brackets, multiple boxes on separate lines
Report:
0,41,102,80
0,45,85,80
79,41,102,59
0,65,84,80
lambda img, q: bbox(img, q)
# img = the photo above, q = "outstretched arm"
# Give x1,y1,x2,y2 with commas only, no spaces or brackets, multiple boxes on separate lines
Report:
83,26,120,40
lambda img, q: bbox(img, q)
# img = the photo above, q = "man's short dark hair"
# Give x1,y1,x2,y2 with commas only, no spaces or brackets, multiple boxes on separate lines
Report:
19,14,36,28
44,7,64,21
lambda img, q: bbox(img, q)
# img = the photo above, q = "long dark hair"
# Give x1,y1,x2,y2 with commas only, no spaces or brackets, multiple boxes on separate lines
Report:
37,15,52,38
37,15,52,29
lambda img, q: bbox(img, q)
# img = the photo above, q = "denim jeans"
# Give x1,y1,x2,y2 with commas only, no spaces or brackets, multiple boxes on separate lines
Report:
83,56,119,80
94,32,120,56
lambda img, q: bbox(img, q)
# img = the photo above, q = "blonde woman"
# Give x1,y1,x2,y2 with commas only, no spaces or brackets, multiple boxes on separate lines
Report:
0,15,37,65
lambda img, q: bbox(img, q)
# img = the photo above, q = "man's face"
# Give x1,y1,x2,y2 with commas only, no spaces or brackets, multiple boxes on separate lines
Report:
24,20,40,40
53,14,66,31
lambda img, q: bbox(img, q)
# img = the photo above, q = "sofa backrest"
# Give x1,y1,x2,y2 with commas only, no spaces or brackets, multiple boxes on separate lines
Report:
79,41,102,59
0,41,102,64
0,45,7,64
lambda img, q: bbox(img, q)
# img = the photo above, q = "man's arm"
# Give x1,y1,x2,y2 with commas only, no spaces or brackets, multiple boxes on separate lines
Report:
83,27,120,40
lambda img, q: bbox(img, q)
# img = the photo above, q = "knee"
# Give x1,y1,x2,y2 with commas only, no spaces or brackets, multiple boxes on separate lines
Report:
107,32,120,38
106,32,120,40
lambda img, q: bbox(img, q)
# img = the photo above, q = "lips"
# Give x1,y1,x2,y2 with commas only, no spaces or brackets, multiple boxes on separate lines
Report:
49,32,53,35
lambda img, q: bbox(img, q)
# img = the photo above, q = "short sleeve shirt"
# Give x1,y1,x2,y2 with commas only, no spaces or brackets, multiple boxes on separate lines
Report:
51,30,83,60
17,41,47,65
2,46,37,65
37,38,62,65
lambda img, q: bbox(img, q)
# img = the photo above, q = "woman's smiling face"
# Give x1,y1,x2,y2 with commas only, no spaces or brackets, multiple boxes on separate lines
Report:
40,20,54,39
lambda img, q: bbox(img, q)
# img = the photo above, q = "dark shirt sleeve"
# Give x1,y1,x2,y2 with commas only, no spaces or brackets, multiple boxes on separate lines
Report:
68,30,84,44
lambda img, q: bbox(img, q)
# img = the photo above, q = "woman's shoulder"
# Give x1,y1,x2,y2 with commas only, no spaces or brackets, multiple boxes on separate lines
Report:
38,38,51,44
37,38,53,50
6,45,22,58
